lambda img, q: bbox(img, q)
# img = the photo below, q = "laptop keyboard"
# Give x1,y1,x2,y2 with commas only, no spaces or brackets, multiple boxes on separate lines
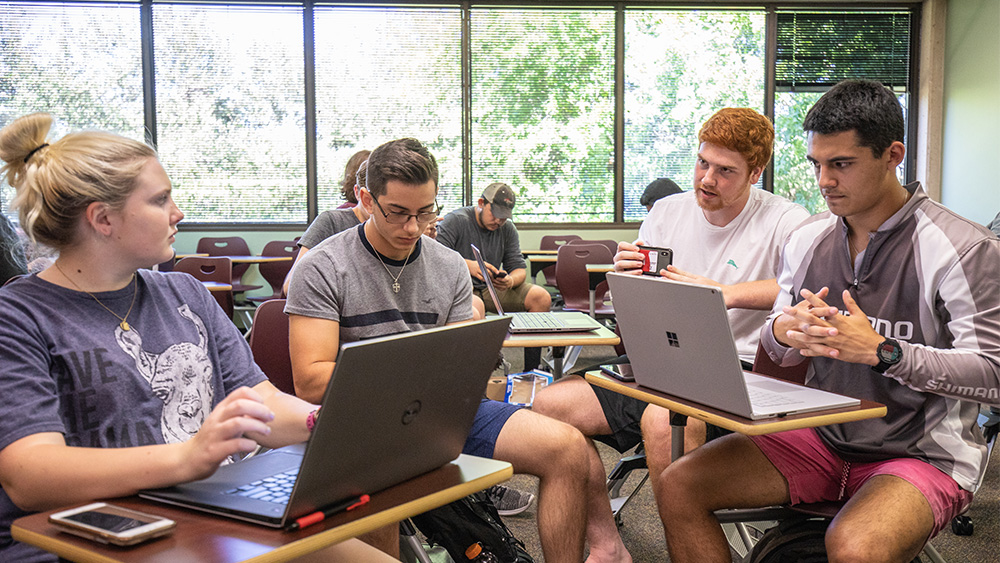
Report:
226,468,299,505
747,387,798,408
512,313,563,330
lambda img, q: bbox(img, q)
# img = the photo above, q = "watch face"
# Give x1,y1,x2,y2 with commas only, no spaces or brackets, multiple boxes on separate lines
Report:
877,340,902,363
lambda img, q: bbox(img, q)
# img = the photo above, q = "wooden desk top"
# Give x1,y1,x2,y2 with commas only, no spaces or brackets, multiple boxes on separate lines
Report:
224,255,294,264
521,249,558,256
585,372,886,436
503,324,619,348
201,281,233,292
585,263,613,273
526,255,557,264
12,455,511,563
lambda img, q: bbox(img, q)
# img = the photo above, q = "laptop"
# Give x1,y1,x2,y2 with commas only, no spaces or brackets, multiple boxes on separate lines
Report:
140,317,511,527
605,273,860,420
471,244,603,333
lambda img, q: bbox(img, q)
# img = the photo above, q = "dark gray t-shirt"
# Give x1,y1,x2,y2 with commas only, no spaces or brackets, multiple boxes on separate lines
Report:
298,209,361,249
0,270,265,562
285,224,472,343
436,206,526,290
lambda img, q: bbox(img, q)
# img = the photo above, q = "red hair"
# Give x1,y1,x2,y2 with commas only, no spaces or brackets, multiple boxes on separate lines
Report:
698,108,774,171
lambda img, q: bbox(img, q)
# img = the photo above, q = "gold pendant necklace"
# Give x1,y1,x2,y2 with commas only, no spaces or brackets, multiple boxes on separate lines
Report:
374,248,413,294
54,262,138,331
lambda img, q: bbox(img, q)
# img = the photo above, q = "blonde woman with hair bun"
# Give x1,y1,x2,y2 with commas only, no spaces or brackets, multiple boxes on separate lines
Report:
0,114,393,562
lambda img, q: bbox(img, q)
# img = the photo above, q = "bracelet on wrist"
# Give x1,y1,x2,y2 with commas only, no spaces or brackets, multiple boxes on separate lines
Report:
306,408,320,432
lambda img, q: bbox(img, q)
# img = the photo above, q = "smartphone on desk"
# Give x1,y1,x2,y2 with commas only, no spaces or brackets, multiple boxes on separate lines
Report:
49,502,176,546
600,363,635,382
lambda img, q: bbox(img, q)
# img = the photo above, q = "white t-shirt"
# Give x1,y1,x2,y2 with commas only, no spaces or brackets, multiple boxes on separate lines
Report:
638,188,810,361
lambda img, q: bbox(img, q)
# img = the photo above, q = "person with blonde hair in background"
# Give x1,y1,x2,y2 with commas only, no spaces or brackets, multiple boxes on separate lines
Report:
0,113,394,562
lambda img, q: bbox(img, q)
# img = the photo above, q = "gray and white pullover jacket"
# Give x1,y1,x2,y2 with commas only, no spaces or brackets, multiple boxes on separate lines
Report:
763,183,1000,492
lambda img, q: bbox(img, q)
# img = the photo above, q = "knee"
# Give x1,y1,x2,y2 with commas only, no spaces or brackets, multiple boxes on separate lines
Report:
540,423,591,477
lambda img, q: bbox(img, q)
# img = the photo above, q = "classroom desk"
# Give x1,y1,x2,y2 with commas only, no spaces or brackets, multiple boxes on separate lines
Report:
201,281,233,292
223,255,294,265
524,254,557,284
585,263,613,316
12,455,512,563
504,324,620,378
585,371,885,459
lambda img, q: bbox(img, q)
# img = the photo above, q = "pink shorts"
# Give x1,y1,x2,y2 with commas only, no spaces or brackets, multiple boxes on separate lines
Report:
750,428,973,537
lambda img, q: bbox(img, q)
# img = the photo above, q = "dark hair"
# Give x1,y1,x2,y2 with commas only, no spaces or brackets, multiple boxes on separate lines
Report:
339,149,371,204
365,138,438,198
803,79,904,158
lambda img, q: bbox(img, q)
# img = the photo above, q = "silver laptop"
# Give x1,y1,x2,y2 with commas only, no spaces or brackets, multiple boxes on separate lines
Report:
140,317,511,527
606,273,860,420
471,244,603,333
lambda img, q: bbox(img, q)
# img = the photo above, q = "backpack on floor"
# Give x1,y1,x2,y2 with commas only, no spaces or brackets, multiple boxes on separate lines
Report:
747,517,831,563
410,491,534,563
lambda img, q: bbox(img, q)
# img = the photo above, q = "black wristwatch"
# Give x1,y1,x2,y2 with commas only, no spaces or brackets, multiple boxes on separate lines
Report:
872,338,903,374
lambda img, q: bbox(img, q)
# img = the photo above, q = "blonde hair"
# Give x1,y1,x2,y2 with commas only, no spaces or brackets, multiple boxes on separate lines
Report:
0,113,156,249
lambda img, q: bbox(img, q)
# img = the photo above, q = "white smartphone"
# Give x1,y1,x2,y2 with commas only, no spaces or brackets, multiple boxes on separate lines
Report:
49,502,176,546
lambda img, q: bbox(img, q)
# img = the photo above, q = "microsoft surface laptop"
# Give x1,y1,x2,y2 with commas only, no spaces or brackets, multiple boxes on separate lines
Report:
605,273,860,420
140,317,511,527
471,244,603,333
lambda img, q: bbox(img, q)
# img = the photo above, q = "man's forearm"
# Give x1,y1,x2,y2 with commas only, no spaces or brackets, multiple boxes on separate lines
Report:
725,279,780,310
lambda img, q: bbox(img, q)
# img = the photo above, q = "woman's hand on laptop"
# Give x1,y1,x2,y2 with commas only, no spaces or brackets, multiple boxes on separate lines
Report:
613,240,645,275
180,387,275,482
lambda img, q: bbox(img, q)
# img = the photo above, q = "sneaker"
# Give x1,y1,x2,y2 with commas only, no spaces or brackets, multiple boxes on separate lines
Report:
487,485,535,516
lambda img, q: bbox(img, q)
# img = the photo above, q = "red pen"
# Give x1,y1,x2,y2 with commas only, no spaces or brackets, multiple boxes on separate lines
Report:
286,494,370,531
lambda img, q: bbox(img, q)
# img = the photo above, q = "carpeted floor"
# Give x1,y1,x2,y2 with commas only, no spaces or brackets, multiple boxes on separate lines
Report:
492,344,1000,563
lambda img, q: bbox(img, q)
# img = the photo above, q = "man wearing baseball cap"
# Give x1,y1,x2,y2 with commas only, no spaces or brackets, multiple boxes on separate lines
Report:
437,182,552,314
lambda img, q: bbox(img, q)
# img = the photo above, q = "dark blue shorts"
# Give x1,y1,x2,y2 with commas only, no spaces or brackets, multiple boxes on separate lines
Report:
463,398,521,458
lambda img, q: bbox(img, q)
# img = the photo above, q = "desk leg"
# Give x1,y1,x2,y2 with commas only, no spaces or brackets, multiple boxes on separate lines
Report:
551,346,565,379
669,412,688,462
588,289,596,317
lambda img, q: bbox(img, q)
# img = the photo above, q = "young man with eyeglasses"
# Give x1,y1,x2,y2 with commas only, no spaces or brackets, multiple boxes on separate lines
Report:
285,138,612,563
437,182,553,314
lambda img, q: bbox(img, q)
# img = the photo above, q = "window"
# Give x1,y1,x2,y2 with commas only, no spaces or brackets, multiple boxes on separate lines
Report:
624,10,765,221
0,1,144,209
0,2,919,225
471,8,615,222
771,10,913,214
313,6,462,212
153,3,306,223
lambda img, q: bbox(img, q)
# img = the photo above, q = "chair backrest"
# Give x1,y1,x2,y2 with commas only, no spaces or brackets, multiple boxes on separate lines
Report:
196,236,253,283
555,243,614,312
539,235,583,286
751,343,809,384
257,240,298,299
174,256,234,318
569,238,618,258
247,299,295,395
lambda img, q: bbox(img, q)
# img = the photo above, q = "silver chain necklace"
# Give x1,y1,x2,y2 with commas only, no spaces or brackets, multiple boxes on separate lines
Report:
374,247,414,293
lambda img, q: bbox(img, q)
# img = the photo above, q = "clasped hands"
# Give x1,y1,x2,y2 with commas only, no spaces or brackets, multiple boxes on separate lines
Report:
774,287,882,366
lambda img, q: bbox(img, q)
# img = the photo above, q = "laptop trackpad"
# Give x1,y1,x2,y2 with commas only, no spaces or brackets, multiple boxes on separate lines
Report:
747,379,800,393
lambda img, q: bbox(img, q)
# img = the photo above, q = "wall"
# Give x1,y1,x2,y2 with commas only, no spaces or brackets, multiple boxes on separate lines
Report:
941,0,1000,224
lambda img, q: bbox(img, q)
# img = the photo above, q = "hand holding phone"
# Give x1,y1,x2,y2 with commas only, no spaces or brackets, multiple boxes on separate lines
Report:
49,502,175,546
493,270,507,279
637,246,672,276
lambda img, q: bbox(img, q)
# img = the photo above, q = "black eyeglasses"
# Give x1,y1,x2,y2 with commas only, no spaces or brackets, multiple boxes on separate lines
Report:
372,197,440,225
